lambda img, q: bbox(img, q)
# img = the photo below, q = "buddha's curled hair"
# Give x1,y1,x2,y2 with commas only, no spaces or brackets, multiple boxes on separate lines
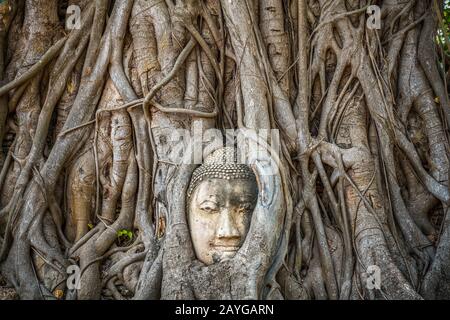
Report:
187,147,257,199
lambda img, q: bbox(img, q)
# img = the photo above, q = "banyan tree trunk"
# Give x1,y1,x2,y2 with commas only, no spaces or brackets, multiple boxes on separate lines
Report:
0,0,449,300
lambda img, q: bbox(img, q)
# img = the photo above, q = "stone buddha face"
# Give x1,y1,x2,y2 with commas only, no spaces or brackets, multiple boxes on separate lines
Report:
187,148,258,265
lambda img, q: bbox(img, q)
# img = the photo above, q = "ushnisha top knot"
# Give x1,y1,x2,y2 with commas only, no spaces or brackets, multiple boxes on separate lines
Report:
187,147,257,199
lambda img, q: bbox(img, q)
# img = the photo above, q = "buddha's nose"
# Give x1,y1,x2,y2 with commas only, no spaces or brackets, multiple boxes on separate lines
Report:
216,209,240,240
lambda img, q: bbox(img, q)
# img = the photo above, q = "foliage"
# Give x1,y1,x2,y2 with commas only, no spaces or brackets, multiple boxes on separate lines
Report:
117,229,133,241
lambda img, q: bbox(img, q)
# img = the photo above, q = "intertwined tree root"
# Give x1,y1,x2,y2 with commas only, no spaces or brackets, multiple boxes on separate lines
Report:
0,0,448,300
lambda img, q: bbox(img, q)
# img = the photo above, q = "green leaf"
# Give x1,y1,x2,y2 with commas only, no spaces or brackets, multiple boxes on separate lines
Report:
117,229,133,240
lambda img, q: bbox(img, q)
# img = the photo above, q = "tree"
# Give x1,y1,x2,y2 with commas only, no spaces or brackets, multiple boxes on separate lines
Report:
0,0,449,300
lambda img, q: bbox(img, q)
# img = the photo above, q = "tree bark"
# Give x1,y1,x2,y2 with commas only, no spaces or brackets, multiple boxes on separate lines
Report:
0,0,449,300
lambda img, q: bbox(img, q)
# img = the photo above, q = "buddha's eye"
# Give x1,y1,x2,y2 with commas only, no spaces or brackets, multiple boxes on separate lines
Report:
238,203,252,213
200,201,219,213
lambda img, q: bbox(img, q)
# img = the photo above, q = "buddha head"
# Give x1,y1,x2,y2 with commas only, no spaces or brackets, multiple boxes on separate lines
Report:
187,147,258,265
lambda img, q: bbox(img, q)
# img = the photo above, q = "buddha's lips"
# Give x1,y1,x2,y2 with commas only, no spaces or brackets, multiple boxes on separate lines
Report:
212,245,240,252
